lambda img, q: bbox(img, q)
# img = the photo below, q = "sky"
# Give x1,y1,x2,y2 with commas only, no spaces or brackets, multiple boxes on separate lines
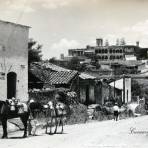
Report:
0,0,148,59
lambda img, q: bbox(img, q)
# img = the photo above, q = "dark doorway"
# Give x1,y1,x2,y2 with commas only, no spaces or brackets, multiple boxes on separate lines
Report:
7,72,17,99
85,85,89,105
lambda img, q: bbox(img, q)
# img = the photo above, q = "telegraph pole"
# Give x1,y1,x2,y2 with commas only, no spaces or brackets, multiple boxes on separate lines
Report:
123,74,125,103
113,63,118,98
114,73,116,98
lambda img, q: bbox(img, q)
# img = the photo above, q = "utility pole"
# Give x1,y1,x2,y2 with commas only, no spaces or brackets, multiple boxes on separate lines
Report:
123,74,125,103
114,74,116,98
113,63,118,98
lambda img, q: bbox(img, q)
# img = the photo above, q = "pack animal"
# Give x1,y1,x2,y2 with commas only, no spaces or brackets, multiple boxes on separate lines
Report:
45,100,67,134
0,98,42,139
0,98,29,138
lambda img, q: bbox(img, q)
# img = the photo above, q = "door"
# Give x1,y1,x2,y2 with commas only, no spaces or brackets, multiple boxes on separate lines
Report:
85,85,89,105
7,72,17,99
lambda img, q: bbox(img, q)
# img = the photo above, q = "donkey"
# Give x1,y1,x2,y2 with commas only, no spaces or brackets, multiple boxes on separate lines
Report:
45,100,67,134
0,99,42,139
0,100,29,139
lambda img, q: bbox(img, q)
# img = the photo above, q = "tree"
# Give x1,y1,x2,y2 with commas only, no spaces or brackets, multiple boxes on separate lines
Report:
79,63,87,72
67,57,81,70
116,38,120,46
120,38,126,46
105,39,109,46
131,80,141,97
28,38,43,66
49,57,57,64
91,55,100,69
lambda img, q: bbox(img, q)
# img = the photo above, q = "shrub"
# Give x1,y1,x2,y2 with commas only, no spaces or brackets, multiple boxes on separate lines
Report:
135,104,147,115
67,103,88,124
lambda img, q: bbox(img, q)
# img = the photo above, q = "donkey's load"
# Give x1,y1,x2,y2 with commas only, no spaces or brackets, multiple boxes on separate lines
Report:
6,98,28,114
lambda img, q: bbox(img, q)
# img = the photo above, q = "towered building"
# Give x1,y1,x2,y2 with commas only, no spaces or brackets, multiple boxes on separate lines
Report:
68,38,148,62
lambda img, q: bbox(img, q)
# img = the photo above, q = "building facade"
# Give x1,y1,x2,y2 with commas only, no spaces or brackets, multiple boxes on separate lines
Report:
0,20,29,102
68,38,148,61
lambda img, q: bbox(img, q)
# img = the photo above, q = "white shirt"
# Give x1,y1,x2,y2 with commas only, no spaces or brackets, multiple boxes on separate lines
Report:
113,105,119,111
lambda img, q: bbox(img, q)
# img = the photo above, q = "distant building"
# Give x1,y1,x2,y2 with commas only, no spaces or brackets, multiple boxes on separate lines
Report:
110,77,131,103
68,38,148,61
0,20,29,101
79,72,123,105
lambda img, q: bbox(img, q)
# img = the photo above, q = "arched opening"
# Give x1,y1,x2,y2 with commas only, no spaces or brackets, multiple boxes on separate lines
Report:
105,49,108,53
110,49,112,53
97,56,101,59
112,56,115,60
105,56,108,60
7,72,17,99
120,56,123,59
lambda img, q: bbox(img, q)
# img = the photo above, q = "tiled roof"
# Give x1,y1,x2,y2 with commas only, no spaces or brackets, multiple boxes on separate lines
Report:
42,62,70,72
29,63,78,85
49,71,78,84
33,62,69,72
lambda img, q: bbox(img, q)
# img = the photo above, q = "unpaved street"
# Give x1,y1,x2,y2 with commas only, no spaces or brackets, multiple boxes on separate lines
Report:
1,116,148,148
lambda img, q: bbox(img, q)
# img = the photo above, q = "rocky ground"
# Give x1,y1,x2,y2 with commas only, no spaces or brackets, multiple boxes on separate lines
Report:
0,116,148,148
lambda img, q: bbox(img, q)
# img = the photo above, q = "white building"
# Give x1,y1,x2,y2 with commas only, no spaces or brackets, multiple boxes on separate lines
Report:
110,77,131,103
0,20,29,102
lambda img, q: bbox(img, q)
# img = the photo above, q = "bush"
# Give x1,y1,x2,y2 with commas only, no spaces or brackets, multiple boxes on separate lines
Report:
29,90,88,125
135,104,147,115
93,111,104,121
67,103,88,124
29,90,55,104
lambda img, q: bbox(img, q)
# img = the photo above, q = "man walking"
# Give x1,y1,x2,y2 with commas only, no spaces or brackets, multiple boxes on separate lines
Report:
113,103,119,121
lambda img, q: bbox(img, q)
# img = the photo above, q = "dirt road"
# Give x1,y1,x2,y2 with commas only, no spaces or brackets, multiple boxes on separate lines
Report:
1,116,148,148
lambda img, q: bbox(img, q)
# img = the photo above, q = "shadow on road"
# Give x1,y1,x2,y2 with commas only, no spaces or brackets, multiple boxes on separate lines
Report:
8,137,25,139
46,132,67,135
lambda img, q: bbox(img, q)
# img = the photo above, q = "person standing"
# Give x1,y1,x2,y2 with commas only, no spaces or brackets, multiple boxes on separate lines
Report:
113,103,119,121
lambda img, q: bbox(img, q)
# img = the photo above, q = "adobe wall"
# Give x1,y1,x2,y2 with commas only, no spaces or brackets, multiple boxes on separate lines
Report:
0,20,29,102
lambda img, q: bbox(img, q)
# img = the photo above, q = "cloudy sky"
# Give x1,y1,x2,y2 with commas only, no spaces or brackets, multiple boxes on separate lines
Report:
0,0,148,59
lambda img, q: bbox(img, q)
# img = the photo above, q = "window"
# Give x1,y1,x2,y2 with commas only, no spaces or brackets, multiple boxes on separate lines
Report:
105,49,108,53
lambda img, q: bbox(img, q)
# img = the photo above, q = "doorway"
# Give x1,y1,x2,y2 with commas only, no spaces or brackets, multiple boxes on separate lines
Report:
85,85,89,105
7,72,17,99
